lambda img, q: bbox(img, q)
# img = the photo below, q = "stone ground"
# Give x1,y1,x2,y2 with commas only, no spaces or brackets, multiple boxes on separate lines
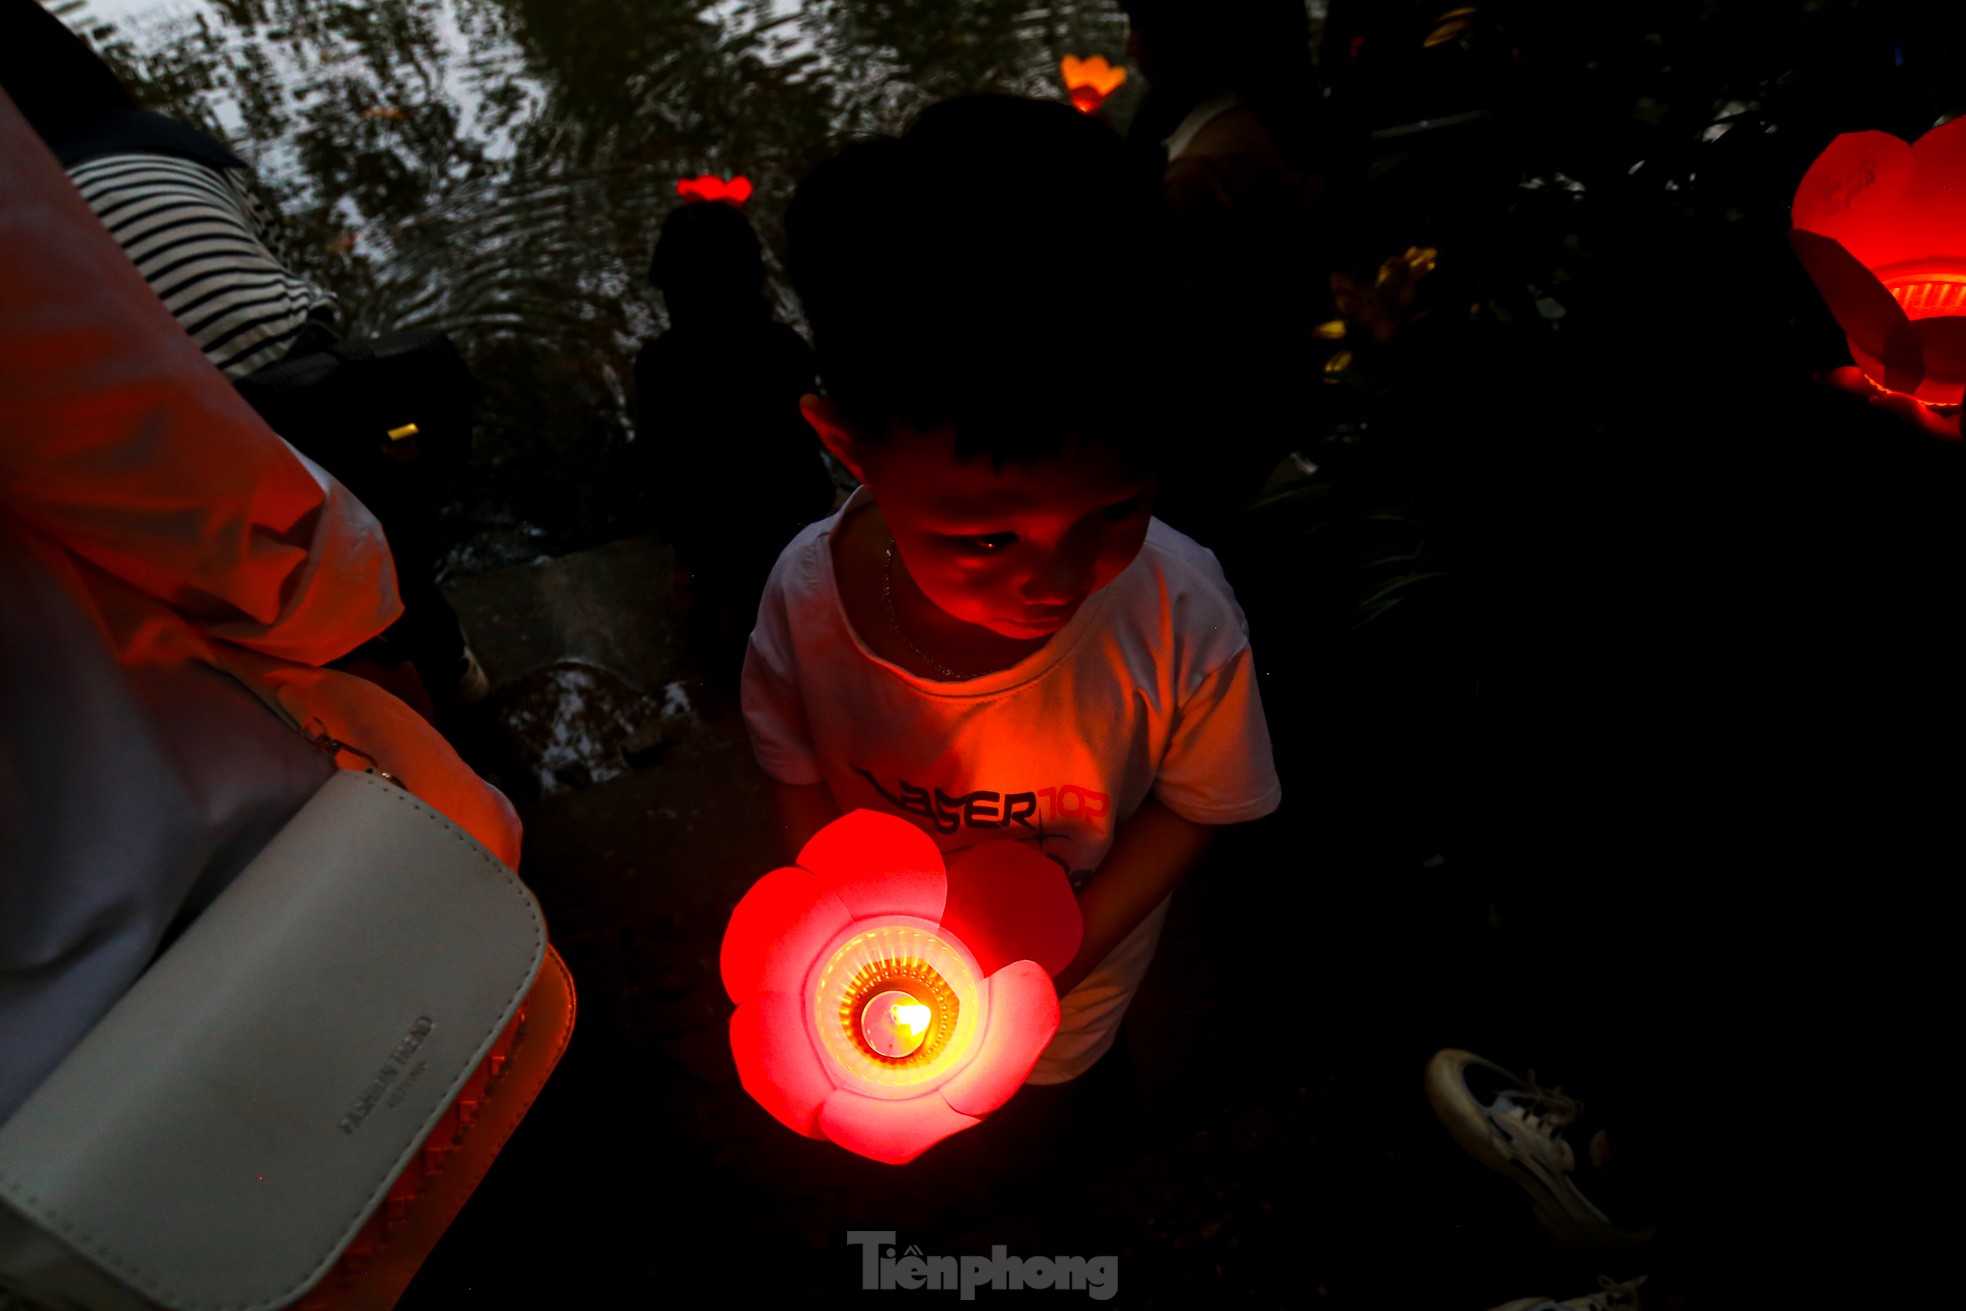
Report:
390,537,1668,1308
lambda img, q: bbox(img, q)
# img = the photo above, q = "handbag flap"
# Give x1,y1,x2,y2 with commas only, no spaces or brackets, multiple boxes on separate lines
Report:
0,771,545,1310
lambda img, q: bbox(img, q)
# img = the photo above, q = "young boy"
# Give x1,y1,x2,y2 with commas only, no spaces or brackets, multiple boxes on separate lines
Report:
741,95,1281,1089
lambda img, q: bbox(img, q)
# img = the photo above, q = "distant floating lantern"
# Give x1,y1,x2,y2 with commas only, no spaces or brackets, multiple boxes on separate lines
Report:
1790,117,1966,411
1060,54,1127,115
1422,6,1479,49
678,174,753,207
721,810,1081,1165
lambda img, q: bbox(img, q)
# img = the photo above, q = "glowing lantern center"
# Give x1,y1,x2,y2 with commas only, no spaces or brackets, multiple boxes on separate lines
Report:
860,990,931,1057
839,958,956,1067
811,921,981,1093
1885,272,1966,321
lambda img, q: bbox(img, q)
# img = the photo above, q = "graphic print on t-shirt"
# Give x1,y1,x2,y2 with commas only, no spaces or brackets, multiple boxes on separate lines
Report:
850,762,1108,889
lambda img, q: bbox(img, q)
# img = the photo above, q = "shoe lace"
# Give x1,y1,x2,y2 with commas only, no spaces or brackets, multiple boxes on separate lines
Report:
1498,1070,1583,1136
1591,1273,1647,1310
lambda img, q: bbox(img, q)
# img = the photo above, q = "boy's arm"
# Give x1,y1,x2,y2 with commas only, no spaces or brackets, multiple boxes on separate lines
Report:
770,779,843,864
768,784,1214,986
1052,796,1215,997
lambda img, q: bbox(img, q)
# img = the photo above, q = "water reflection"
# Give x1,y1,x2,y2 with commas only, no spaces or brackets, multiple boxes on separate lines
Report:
56,0,1138,572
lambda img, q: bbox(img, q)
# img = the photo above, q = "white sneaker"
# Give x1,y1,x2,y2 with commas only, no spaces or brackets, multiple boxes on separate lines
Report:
451,644,491,705
1490,1274,1647,1311
1425,1049,1655,1248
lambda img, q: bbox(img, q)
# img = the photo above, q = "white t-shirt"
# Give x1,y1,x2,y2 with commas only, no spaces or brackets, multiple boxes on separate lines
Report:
741,491,1282,1083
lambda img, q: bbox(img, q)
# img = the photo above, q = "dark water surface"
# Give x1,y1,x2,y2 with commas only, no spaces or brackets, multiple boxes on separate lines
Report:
56,0,1152,574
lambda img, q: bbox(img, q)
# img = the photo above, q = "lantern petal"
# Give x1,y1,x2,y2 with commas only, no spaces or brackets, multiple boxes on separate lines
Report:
730,990,836,1137
941,841,1083,978
1791,129,1917,266
796,809,948,922
720,866,855,1006
1904,115,1966,241
1875,321,1931,396
1910,112,1966,169
1908,316,1966,406
817,1088,981,1165
1789,229,1918,365
938,961,1061,1119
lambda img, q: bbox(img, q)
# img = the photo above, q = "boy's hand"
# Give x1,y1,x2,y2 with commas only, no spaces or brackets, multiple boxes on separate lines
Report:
1823,366,1963,441
1052,796,1214,997
765,785,1215,995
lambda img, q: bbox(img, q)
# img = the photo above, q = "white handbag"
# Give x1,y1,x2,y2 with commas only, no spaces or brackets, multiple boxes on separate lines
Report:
0,771,574,1311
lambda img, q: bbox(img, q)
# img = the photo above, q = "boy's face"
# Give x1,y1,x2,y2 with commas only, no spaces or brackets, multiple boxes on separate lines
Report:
824,408,1156,639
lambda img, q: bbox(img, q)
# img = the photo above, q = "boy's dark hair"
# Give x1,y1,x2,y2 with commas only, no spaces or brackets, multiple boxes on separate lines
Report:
787,95,1172,467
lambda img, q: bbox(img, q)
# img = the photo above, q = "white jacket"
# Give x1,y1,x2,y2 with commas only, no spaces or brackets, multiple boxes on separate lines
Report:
0,92,520,1122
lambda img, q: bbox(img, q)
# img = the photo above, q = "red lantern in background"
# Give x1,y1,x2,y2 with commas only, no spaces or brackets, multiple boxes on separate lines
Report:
1060,55,1127,115
678,174,753,206
721,810,1082,1165
1791,116,1966,411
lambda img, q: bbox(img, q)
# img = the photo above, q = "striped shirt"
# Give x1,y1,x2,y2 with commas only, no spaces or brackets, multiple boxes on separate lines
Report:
65,152,336,379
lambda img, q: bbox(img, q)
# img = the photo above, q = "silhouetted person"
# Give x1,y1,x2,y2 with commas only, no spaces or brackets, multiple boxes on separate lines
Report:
634,198,833,688
1118,0,1336,540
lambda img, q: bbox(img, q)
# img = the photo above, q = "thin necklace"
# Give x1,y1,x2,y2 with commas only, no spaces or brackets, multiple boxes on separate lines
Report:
882,539,994,681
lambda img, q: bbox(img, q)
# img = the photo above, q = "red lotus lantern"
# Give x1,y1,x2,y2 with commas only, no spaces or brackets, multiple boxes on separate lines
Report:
1790,116,1966,411
721,810,1082,1164
678,174,753,206
1060,55,1127,115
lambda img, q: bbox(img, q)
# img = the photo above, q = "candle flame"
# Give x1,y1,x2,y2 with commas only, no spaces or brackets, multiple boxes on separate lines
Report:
890,1002,931,1034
